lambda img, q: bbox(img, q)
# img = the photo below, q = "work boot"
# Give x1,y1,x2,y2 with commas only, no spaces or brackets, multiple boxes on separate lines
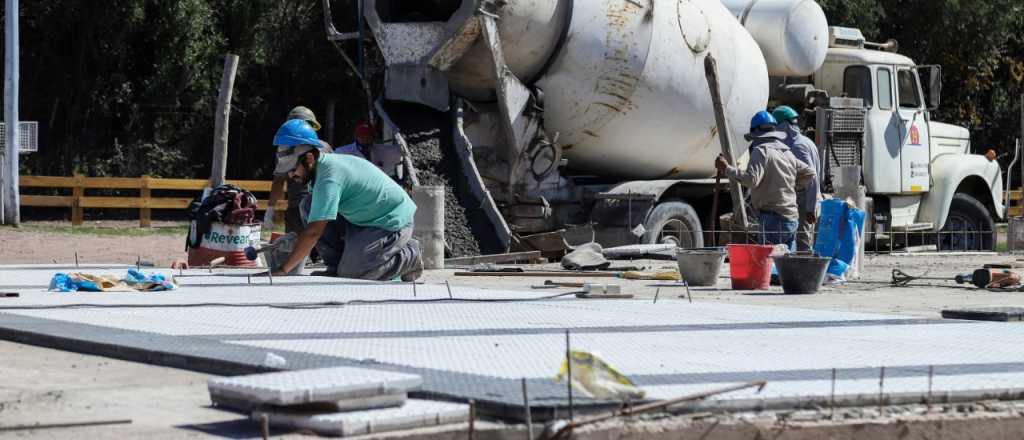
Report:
401,255,424,282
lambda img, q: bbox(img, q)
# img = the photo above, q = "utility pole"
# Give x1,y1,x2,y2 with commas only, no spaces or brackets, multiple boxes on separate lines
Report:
2,0,19,225
210,54,239,188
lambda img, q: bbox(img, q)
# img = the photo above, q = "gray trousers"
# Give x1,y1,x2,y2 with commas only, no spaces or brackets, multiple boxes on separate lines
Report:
315,216,421,281
797,214,815,252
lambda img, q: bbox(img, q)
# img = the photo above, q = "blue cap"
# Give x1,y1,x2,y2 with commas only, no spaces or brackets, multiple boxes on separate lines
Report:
749,111,778,132
273,119,320,147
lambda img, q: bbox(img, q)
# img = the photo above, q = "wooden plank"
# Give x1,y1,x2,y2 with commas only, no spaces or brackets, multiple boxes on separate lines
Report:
1010,206,1024,217
146,198,195,209
146,178,209,190
140,176,152,228
80,176,143,189
445,251,544,266
19,175,77,188
20,195,74,207
79,197,144,209
1008,191,1023,201
228,179,273,192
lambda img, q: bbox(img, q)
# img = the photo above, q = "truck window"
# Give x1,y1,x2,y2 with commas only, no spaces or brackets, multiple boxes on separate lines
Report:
898,69,922,108
843,66,873,108
877,68,893,110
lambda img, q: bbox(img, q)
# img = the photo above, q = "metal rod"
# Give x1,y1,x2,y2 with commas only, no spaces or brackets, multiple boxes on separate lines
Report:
260,413,270,440
74,252,79,268
446,280,453,299
0,419,132,432
878,366,886,416
468,399,476,440
653,288,660,304
566,329,574,423
928,365,934,408
830,368,837,419
684,279,692,304
549,381,767,438
412,280,417,297
522,378,534,440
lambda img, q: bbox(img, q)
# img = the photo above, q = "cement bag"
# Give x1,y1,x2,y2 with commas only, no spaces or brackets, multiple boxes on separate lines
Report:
813,200,865,280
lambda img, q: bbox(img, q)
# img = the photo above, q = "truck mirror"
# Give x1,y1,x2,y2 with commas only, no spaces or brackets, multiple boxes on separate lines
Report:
918,65,942,110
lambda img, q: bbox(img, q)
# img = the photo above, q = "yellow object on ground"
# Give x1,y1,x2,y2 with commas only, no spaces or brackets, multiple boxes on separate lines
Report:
555,350,646,400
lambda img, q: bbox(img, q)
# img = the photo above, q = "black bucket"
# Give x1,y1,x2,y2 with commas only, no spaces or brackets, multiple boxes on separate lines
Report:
772,255,831,294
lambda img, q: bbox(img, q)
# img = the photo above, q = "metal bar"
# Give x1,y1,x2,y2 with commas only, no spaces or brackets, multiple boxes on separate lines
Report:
566,329,574,422
445,251,542,266
0,419,132,432
522,378,534,440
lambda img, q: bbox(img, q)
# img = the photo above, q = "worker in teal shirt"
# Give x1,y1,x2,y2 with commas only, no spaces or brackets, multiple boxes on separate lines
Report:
272,123,423,281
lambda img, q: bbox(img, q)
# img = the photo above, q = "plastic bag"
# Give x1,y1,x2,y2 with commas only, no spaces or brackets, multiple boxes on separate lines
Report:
555,350,645,400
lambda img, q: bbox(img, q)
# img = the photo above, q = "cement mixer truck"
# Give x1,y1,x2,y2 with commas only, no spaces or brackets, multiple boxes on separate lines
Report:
323,0,1004,253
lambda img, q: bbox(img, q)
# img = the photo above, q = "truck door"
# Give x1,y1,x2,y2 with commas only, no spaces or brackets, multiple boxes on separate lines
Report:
895,67,931,193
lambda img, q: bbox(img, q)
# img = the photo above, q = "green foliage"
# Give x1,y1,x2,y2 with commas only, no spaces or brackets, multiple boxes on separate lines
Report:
16,0,362,180
11,0,1024,181
820,0,1024,152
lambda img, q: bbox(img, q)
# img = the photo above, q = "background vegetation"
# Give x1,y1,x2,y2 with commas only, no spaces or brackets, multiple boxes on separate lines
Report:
6,0,1024,180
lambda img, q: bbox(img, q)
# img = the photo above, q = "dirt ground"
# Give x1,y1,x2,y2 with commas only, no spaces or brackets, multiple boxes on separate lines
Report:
4,222,1024,439
0,221,190,268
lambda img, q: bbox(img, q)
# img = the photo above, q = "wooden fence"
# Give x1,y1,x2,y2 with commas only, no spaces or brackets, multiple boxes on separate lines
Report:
19,175,285,227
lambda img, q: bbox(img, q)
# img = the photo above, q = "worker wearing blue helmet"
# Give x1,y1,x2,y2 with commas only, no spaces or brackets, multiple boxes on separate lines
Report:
268,119,423,282
715,111,815,250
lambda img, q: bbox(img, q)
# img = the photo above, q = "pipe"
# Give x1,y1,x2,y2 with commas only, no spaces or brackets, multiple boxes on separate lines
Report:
1006,138,1020,218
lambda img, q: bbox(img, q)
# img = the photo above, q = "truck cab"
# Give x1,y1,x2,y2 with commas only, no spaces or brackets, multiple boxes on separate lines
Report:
809,27,1003,250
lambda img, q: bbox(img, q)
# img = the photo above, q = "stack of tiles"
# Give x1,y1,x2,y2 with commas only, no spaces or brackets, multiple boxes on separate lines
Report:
208,366,469,436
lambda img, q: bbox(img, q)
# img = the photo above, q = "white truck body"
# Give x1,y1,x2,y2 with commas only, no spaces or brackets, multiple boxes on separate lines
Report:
337,0,1004,251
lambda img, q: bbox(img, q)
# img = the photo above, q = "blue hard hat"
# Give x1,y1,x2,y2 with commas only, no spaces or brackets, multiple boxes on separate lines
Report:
273,119,320,146
749,111,778,132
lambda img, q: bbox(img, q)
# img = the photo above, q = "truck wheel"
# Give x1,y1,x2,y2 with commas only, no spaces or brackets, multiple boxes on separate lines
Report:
641,200,704,248
939,193,994,251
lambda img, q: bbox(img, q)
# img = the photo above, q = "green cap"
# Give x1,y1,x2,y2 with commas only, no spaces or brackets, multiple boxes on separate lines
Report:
772,106,799,123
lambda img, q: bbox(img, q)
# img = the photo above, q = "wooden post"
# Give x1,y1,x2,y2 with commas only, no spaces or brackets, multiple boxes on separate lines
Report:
210,54,239,188
2,0,19,225
704,54,748,231
140,175,152,228
71,174,84,226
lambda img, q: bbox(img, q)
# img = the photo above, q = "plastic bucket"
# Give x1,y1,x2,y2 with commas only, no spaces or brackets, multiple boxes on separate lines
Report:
772,255,832,294
727,244,774,290
186,221,261,268
677,249,727,286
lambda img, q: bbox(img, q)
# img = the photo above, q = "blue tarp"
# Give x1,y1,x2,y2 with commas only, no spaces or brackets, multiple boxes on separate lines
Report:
49,269,176,292
814,199,866,279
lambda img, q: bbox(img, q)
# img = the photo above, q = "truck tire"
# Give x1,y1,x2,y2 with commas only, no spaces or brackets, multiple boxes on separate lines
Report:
641,200,704,248
939,193,994,251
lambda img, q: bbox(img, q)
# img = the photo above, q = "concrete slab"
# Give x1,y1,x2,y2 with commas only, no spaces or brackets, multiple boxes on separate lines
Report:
252,399,469,437
208,366,421,406
3,263,1024,421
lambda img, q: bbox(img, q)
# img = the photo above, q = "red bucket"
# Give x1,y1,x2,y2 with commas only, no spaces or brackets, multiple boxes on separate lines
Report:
728,244,774,290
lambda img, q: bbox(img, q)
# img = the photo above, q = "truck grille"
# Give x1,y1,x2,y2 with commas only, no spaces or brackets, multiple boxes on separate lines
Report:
824,108,865,168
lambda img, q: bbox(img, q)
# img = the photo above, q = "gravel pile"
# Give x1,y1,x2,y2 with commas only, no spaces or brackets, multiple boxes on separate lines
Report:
388,103,501,257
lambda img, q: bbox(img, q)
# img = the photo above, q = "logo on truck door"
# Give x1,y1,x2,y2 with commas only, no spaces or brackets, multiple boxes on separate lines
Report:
909,125,921,146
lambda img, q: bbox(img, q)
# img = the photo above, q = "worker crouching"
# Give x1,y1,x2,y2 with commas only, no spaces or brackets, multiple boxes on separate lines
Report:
715,111,815,250
269,120,424,281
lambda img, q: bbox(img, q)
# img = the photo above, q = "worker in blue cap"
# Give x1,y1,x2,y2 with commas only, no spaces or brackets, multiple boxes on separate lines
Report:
715,111,816,250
